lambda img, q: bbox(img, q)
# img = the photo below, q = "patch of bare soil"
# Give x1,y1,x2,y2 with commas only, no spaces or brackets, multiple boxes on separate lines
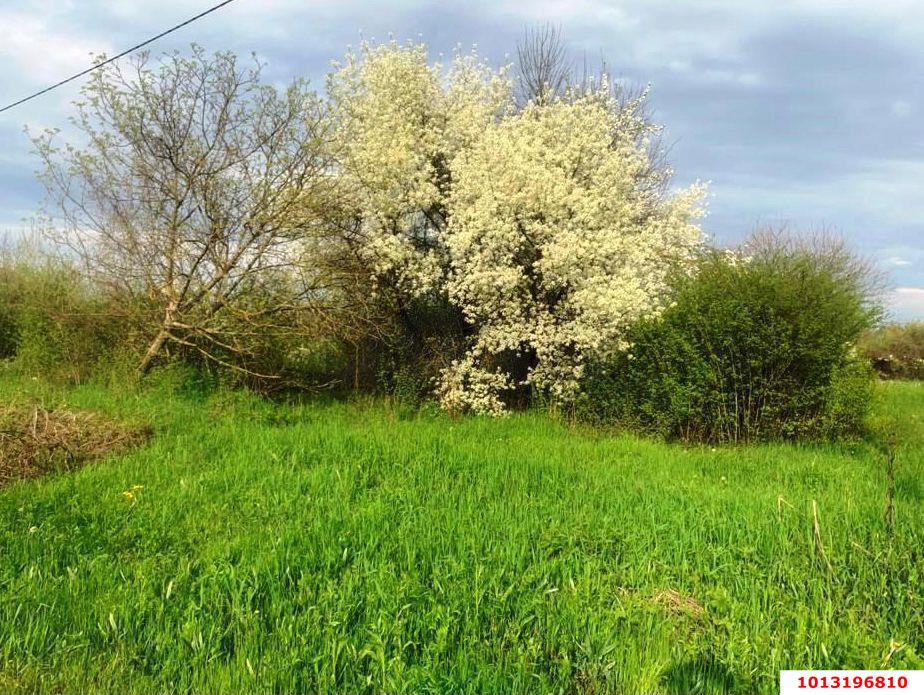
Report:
0,405,151,488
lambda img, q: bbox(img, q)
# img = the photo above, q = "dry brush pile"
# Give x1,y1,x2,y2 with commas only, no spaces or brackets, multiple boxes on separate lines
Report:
0,404,151,487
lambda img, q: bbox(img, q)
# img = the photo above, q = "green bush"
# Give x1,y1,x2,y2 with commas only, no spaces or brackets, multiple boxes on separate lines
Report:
859,322,924,380
0,294,19,360
579,233,882,442
0,244,135,382
372,294,469,404
1,237,367,393
0,244,33,359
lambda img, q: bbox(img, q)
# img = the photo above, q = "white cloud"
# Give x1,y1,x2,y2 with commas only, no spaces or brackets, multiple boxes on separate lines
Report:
0,9,108,84
666,59,762,86
876,246,924,272
890,287,924,319
492,0,635,25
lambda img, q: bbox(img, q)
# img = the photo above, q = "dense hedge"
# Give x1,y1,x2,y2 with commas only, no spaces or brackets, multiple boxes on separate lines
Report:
578,237,881,442
859,322,924,380
3,229,884,443
0,247,434,395
0,257,132,382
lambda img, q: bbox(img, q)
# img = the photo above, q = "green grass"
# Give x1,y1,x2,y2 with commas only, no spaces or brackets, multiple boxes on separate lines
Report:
0,367,922,694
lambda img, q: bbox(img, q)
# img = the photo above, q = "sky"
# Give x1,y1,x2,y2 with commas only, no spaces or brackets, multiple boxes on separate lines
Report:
1,0,922,319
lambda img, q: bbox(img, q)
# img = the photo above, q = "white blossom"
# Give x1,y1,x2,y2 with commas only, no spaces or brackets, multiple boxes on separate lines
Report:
327,41,511,298
443,92,705,411
327,42,706,414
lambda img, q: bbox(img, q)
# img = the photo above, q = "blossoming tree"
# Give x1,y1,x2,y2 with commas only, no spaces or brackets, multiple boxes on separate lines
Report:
440,89,705,412
326,42,510,299
326,42,705,413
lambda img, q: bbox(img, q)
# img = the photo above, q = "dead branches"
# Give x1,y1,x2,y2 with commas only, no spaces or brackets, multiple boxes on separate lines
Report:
0,405,151,487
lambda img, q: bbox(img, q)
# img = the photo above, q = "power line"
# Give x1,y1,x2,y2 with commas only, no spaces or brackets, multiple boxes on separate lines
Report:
0,0,241,114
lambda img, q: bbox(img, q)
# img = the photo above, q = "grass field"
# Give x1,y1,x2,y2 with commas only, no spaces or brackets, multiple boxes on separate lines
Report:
0,368,922,694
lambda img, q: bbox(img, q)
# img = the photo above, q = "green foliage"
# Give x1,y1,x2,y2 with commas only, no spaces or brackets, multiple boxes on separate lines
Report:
579,235,882,442
184,318,354,395
820,358,877,437
0,373,921,693
13,277,124,382
0,295,19,360
859,322,924,380
0,242,35,359
277,338,352,390
0,239,363,394
372,294,469,404
0,242,138,383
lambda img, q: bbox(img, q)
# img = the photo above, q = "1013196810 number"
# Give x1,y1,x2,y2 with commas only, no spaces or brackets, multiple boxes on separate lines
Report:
800,675,907,689
780,670,923,694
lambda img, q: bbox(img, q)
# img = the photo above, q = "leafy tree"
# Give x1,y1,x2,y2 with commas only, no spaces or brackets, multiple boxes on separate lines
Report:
34,47,332,377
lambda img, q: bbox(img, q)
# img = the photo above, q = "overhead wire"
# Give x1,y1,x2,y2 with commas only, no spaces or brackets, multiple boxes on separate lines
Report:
0,0,241,114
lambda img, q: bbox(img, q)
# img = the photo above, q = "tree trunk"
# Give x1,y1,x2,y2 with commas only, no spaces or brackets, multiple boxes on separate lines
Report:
138,300,179,374
138,329,169,374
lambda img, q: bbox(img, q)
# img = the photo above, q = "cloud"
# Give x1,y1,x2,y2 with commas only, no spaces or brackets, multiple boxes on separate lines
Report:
890,287,924,320
0,8,108,85
0,0,921,302
891,99,912,118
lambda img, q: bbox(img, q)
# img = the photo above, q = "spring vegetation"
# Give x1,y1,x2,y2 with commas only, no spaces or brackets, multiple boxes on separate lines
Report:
0,371,922,694
861,322,924,381
0,27,921,694
2,30,887,436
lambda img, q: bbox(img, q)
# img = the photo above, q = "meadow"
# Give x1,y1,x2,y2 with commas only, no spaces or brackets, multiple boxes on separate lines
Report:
0,369,921,693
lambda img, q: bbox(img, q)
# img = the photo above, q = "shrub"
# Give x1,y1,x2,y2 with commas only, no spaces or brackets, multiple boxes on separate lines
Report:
859,322,924,380
0,240,135,382
579,232,882,442
0,235,354,392
0,279,21,360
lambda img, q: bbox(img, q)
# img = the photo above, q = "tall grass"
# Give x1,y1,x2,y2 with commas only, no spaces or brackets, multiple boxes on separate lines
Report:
0,371,921,693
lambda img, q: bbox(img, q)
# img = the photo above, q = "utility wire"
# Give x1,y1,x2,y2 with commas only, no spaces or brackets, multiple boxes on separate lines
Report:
0,0,241,114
